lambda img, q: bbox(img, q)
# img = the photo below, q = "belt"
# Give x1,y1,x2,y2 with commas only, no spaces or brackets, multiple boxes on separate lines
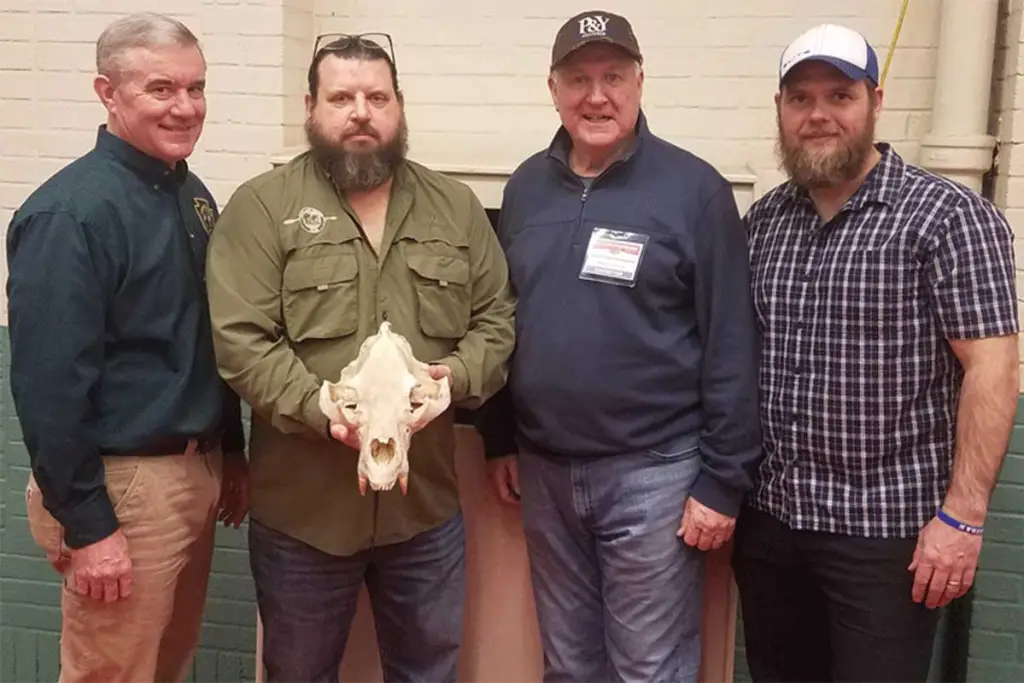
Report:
103,432,221,457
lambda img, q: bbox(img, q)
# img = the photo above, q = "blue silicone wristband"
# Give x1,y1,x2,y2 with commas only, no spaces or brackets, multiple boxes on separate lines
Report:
937,508,984,536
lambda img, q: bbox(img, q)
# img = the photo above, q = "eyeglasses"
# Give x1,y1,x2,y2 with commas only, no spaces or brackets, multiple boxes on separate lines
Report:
312,32,395,65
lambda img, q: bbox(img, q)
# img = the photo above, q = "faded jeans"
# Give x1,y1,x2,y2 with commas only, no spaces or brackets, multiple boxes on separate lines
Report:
519,447,706,683
249,512,466,683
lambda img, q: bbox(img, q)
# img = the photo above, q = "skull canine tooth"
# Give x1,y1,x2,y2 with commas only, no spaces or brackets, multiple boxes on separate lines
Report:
319,321,451,495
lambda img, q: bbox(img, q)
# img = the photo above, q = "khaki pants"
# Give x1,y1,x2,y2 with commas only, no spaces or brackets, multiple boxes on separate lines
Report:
26,445,223,683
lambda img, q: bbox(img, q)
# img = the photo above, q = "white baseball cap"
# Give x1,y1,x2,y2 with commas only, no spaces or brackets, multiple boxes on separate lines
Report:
779,24,879,86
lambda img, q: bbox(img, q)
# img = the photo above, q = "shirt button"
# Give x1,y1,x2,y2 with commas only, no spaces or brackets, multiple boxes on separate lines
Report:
382,310,388,320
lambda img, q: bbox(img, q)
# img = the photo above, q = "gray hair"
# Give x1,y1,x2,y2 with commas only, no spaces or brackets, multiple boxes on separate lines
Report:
96,12,201,82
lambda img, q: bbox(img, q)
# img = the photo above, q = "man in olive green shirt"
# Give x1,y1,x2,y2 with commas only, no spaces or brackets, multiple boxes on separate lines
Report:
206,33,515,683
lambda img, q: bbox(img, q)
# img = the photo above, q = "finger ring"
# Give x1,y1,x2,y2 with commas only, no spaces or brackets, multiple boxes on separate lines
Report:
948,580,960,586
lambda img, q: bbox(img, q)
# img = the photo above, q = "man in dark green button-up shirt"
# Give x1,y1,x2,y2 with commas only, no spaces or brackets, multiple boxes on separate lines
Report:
6,12,247,683
206,34,515,682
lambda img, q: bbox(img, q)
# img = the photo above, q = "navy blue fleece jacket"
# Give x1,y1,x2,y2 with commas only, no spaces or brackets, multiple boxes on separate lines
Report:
475,111,762,516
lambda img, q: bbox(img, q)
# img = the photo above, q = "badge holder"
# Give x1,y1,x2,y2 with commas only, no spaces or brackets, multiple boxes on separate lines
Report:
578,227,649,288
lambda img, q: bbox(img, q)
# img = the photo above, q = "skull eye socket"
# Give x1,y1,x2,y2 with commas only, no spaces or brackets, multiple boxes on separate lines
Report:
341,401,360,424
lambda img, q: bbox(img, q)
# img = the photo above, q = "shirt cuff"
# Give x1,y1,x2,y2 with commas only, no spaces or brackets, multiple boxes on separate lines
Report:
689,470,744,519
303,389,331,441
60,490,120,550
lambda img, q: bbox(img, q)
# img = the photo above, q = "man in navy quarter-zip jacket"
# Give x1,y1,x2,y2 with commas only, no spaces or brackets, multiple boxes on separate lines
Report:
475,9,762,683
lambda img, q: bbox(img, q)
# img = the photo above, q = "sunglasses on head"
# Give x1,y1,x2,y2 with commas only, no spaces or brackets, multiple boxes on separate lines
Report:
312,32,396,64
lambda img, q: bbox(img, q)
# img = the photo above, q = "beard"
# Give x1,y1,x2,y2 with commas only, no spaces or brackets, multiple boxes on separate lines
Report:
775,114,875,189
305,112,409,192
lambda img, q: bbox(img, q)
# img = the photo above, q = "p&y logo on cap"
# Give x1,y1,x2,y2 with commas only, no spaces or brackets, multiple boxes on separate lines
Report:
578,14,610,37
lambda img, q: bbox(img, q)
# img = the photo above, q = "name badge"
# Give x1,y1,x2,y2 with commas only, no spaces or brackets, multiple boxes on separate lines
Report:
579,227,649,287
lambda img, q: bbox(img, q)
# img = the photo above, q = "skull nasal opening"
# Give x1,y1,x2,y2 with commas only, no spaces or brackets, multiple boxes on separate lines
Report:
370,437,396,462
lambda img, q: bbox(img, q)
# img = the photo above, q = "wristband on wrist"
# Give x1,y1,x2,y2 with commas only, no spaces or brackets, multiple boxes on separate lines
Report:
937,508,984,536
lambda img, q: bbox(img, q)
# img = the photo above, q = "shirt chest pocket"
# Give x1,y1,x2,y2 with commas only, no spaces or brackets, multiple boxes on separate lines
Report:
405,247,471,339
282,251,359,342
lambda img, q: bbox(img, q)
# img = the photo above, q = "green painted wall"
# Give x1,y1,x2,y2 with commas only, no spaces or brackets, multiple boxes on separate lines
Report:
965,401,1024,681
0,328,1021,682
0,332,259,682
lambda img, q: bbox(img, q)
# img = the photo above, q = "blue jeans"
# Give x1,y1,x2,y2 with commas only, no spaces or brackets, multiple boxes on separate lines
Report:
248,513,466,683
520,448,705,683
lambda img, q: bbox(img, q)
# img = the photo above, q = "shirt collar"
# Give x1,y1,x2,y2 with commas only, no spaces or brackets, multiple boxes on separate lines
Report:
778,142,905,211
546,108,648,171
94,125,190,186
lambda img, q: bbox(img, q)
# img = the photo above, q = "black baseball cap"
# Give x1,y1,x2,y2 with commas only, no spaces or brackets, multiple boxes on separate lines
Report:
550,10,643,68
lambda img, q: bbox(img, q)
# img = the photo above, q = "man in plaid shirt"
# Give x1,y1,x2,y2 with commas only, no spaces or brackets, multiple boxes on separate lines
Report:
735,23,1020,682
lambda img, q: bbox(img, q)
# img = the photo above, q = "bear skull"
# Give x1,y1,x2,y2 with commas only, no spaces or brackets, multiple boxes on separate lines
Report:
319,322,451,495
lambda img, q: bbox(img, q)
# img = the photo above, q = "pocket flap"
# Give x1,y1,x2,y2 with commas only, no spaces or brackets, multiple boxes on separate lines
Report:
283,253,358,291
406,252,470,285
402,218,471,249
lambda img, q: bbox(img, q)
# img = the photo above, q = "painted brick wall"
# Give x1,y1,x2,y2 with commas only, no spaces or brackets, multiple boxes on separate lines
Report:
0,1,282,677
966,1,1024,680
1,0,1021,681
992,0,1024,393
0,329,259,681
0,0,302,319
0,327,5,679
0,0,948,316
315,0,943,181
964,398,1024,682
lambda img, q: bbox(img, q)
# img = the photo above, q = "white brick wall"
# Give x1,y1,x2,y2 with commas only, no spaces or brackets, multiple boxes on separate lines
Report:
0,0,303,322
314,0,943,177
3,0,1020,352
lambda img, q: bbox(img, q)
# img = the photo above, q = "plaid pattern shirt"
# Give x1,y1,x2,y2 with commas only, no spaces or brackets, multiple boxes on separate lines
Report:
745,144,1018,538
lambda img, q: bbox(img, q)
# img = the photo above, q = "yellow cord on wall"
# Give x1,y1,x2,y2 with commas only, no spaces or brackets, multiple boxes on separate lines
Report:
880,0,911,87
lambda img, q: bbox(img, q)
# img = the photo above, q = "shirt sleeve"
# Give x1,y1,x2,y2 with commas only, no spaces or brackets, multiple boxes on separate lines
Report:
197,184,248,456
473,384,519,459
470,191,520,458
434,185,517,409
6,210,119,549
219,383,247,455
927,197,1019,339
689,180,764,517
206,185,329,439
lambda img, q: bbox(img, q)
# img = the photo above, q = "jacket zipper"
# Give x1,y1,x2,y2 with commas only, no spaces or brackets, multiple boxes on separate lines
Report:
572,158,624,246
576,185,589,245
